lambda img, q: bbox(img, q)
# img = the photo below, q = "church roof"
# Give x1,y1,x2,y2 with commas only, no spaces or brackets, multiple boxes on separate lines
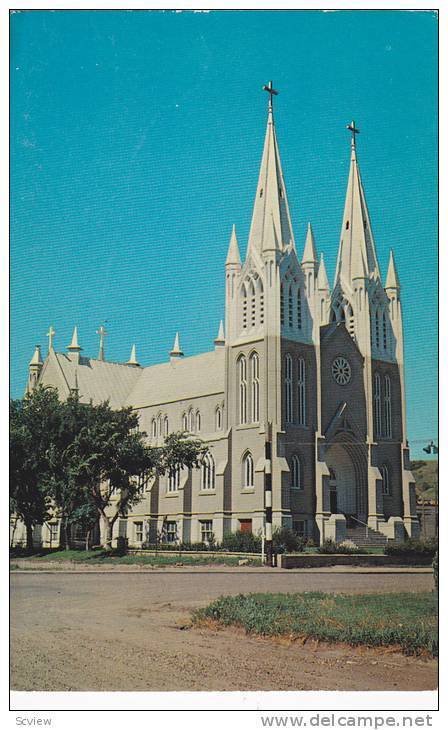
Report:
51,353,142,409
247,89,295,255
334,126,380,287
125,349,225,408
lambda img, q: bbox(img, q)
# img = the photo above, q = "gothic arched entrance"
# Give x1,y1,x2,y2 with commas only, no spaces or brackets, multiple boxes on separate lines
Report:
325,438,368,521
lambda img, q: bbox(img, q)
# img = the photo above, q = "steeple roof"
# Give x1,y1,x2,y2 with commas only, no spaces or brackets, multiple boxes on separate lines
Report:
214,320,225,346
127,344,140,367
385,250,400,289
226,225,241,266
170,332,184,358
317,253,330,291
334,124,380,287
29,344,43,366
67,326,82,352
247,89,295,256
302,222,318,265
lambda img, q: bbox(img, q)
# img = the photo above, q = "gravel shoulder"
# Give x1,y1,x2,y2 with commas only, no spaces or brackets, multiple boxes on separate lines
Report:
10,571,437,692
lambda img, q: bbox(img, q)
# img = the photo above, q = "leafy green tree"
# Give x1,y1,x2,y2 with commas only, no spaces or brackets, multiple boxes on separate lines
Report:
10,387,61,550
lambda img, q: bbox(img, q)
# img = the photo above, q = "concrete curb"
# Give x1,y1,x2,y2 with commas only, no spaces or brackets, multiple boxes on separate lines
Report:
10,567,433,575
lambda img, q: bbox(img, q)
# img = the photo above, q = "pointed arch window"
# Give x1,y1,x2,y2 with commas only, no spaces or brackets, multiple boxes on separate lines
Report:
285,354,293,424
242,451,254,489
188,409,195,433
297,288,302,329
215,406,222,431
164,415,169,437
201,453,216,491
250,352,260,423
238,355,247,424
374,373,382,438
182,412,188,431
297,357,306,426
151,418,157,438
249,280,256,329
384,375,392,438
381,464,390,495
291,455,303,490
196,410,201,433
157,414,162,437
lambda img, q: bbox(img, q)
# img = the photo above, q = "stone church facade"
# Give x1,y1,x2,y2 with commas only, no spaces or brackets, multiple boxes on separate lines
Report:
22,87,419,548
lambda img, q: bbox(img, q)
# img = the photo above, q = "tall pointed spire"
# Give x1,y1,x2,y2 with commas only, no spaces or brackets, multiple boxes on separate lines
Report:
302,222,318,265
67,326,82,352
385,250,400,290
247,82,295,256
334,122,380,287
225,225,241,266
317,253,330,291
96,324,107,362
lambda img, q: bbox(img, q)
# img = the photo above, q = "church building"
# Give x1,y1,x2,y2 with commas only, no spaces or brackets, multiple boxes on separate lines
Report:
24,83,419,548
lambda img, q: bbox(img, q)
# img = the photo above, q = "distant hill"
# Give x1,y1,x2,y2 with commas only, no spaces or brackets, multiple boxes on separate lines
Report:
410,460,438,502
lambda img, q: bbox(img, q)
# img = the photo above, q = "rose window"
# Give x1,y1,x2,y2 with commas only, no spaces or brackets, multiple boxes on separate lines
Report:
331,356,352,385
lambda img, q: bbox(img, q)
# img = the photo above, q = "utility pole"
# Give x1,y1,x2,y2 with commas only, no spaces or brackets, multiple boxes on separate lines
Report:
265,422,273,567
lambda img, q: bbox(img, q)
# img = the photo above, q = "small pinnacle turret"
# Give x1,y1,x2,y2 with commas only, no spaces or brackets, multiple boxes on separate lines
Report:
385,250,400,290
170,332,184,360
225,225,241,266
301,222,318,265
96,324,107,362
67,326,82,352
29,344,43,366
317,253,330,291
214,320,225,348
126,344,140,367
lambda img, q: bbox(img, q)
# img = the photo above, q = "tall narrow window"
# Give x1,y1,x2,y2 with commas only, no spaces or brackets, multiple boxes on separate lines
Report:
297,288,302,329
168,465,180,492
151,418,157,438
381,464,390,495
280,284,285,326
157,414,162,437
382,312,388,351
242,452,254,488
374,373,382,437
250,352,260,423
259,281,264,325
215,406,222,431
238,355,247,424
188,409,195,433
250,280,256,328
201,453,216,491
297,357,306,426
375,309,380,349
195,411,201,433
291,455,303,490
384,375,392,438
242,284,248,330
164,416,169,437
182,412,188,431
285,354,293,423
288,285,293,328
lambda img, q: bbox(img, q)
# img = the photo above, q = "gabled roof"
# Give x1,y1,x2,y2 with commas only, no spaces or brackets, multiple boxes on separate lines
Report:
125,349,225,408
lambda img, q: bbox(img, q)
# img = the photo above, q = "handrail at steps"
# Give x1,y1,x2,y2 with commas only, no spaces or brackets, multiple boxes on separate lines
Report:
347,514,369,539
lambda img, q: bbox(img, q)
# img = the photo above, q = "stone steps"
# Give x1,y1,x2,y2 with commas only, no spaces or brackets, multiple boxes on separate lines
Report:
346,526,388,547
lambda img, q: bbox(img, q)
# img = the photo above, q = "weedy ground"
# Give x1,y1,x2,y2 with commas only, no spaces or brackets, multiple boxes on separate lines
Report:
193,591,438,656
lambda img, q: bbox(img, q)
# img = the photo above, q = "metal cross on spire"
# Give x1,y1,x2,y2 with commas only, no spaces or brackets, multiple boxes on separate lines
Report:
46,325,56,352
96,323,108,361
262,80,279,111
346,120,360,147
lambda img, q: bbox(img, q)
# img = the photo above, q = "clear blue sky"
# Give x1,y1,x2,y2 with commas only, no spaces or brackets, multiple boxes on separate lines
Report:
11,10,437,458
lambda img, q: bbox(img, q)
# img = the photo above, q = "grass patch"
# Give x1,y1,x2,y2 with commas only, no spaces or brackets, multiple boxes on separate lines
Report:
193,591,438,657
10,549,260,568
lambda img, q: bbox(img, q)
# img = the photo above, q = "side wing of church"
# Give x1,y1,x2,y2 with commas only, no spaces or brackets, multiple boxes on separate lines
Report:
23,87,419,548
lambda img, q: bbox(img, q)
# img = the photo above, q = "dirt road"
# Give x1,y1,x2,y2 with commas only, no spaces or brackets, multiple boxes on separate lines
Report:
10,570,437,692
